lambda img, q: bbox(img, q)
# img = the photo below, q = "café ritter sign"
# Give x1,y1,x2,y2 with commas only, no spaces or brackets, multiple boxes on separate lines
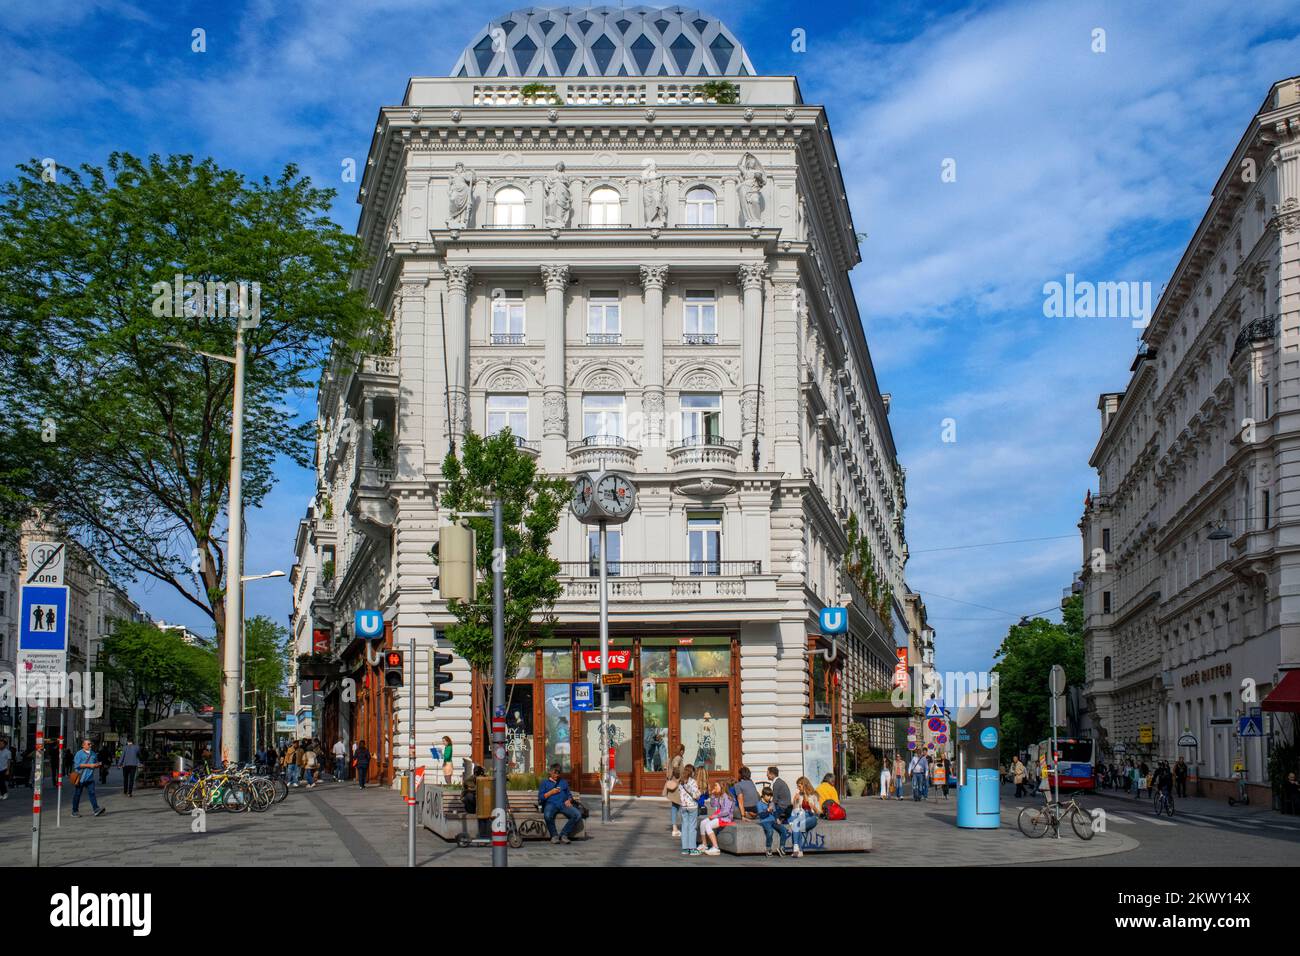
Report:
1181,661,1232,689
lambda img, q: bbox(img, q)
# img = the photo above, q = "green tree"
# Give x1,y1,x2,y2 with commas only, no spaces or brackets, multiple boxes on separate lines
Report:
243,614,290,749
0,153,377,665
437,430,568,729
101,620,219,737
991,594,1085,757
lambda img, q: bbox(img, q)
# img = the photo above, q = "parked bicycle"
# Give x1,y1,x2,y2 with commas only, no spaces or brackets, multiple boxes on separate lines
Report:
1153,787,1175,816
1017,794,1095,840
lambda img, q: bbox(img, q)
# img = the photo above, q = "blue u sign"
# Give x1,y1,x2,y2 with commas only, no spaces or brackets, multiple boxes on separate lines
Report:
355,609,384,640
818,607,848,635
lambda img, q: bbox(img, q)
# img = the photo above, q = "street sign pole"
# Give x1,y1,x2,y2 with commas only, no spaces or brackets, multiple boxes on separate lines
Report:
1049,665,1066,817
491,497,508,868
407,634,416,868
55,711,64,827
31,706,43,866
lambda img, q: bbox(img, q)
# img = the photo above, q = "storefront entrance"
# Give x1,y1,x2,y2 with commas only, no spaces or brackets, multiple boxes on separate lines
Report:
473,634,740,794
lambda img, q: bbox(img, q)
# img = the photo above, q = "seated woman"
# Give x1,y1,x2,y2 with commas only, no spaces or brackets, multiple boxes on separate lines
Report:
697,780,734,856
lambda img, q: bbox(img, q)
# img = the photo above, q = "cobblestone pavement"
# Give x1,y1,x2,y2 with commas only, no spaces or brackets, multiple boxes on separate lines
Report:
0,769,1143,867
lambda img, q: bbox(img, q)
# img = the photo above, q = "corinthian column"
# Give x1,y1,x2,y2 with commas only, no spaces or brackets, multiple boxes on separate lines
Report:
738,262,767,443
444,265,472,445
639,265,669,437
540,264,570,441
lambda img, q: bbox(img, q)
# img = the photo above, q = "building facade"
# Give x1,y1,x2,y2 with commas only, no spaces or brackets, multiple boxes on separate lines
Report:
1080,76,1300,800
291,5,923,792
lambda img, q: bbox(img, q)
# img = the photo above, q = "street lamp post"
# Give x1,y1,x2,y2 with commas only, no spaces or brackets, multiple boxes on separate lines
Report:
240,571,284,749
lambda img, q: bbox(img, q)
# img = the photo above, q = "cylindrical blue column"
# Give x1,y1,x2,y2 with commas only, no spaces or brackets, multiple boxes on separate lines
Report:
956,709,1001,828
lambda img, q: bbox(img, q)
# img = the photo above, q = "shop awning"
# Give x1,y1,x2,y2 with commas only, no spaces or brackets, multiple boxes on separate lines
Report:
1262,669,1300,712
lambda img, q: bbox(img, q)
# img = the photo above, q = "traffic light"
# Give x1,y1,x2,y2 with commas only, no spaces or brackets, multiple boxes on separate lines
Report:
384,650,404,688
432,651,454,707
431,523,475,602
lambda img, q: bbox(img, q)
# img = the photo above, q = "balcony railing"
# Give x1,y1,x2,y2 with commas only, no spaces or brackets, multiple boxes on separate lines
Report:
586,333,622,345
557,560,761,577
490,333,527,345
683,333,718,345
668,435,741,469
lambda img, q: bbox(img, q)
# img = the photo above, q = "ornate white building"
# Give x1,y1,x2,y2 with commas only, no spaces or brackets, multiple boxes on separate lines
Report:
1080,76,1300,800
291,5,921,792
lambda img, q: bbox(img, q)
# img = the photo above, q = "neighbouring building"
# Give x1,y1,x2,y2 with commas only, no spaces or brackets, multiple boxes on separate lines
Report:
1080,76,1300,802
291,4,925,791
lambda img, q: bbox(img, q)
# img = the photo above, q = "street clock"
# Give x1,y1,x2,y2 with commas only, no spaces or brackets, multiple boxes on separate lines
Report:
570,470,636,524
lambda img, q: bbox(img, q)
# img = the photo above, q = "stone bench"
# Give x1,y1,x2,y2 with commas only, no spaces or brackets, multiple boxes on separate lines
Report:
716,819,871,855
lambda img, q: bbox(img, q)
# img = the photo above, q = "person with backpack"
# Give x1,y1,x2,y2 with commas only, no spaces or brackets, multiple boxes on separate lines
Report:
815,773,839,807
303,743,319,787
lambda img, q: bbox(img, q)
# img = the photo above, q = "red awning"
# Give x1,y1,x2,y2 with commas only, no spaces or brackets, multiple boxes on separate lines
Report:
1262,669,1300,712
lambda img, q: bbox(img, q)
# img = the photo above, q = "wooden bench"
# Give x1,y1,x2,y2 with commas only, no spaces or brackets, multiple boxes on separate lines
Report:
421,787,587,843
716,819,871,855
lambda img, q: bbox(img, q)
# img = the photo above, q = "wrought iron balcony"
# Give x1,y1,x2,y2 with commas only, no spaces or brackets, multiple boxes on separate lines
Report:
490,333,527,345
683,333,718,345
557,560,761,577
586,333,622,345
567,433,640,469
1231,317,1277,361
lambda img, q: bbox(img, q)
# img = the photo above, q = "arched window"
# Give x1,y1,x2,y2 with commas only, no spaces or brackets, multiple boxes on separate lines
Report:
588,186,621,226
493,186,527,227
684,186,717,226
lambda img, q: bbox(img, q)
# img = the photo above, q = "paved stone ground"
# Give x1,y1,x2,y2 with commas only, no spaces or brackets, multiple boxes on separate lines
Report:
0,769,1139,867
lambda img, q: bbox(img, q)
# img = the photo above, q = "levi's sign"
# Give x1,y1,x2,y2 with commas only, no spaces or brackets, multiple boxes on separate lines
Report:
581,649,632,671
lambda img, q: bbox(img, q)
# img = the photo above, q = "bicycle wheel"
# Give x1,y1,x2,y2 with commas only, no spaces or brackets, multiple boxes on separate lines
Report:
1070,807,1094,840
164,780,185,810
1165,795,1175,817
272,775,289,803
171,782,195,814
1018,805,1051,838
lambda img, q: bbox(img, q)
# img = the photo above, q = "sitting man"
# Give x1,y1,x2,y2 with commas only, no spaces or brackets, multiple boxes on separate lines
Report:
537,764,582,844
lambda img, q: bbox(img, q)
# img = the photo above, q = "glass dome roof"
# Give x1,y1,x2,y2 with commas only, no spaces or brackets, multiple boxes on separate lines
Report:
450,5,756,78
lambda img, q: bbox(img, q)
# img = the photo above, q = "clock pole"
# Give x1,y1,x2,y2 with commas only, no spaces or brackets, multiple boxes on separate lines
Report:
598,515,611,823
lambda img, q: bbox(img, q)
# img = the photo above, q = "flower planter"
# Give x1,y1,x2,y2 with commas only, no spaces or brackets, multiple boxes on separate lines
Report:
847,776,868,798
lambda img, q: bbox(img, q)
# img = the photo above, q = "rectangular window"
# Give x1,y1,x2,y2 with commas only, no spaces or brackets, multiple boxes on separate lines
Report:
683,291,717,345
0,591,5,617
1103,591,1112,614
586,292,621,344
582,394,625,441
490,291,526,344
1101,528,1111,553
687,511,722,576
486,394,528,440
680,393,721,444
587,528,622,577
1262,490,1271,530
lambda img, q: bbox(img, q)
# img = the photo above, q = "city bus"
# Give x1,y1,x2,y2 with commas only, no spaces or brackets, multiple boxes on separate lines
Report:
1034,737,1097,792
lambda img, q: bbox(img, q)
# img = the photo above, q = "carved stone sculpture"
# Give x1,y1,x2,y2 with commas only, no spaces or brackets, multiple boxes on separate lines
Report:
642,161,667,227
542,161,572,228
447,163,475,228
738,152,766,226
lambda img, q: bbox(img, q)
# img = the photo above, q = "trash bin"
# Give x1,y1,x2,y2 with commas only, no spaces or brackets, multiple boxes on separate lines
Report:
475,775,493,820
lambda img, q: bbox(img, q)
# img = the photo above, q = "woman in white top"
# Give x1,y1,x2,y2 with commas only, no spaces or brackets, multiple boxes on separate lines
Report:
879,760,892,800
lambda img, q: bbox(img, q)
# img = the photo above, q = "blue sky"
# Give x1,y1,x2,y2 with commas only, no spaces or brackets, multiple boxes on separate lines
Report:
6,0,1300,674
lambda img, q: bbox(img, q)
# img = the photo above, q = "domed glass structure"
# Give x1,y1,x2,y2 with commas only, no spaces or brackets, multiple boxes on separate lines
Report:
451,5,756,78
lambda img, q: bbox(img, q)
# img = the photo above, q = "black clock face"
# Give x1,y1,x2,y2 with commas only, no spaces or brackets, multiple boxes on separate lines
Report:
596,473,635,517
571,476,594,517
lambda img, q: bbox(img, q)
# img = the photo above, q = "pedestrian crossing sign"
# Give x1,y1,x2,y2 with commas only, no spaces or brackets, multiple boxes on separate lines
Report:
1237,715,1263,738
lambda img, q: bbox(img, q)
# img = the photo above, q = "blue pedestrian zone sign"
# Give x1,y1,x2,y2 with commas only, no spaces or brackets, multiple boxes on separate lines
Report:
571,682,594,711
925,698,946,718
818,607,847,635
1237,715,1263,738
355,609,384,640
19,585,68,650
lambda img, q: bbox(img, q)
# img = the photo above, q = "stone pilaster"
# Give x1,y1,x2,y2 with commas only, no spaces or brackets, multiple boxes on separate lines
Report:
444,265,472,444
739,262,768,446
540,264,571,455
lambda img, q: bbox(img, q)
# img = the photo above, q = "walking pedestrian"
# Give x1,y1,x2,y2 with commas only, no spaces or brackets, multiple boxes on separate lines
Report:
355,741,371,788
333,737,348,782
893,753,907,800
440,736,454,786
938,756,951,799
1012,754,1027,798
664,767,683,835
118,737,142,797
70,740,106,817
0,737,11,799
678,764,702,856
879,756,892,800
789,777,821,858
1174,758,1188,799
908,751,926,801
283,741,301,786
98,740,114,784
303,744,319,788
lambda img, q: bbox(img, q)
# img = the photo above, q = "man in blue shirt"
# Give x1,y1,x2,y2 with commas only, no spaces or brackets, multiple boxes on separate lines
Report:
71,740,106,817
538,763,581,844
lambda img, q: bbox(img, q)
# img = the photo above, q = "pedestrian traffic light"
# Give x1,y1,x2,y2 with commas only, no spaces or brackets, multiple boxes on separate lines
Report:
431,523,475,603
384,650,404,688
432,651,454,707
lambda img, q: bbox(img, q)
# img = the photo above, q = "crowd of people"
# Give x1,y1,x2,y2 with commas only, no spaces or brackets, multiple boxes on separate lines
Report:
259,737,372,788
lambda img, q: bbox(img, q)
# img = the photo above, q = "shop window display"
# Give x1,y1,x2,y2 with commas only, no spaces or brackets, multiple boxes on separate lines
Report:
505,684,534,774
679,684,729,772
678,647,730,678
584,684,632,772
544,682,572,771
643,695,669,771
